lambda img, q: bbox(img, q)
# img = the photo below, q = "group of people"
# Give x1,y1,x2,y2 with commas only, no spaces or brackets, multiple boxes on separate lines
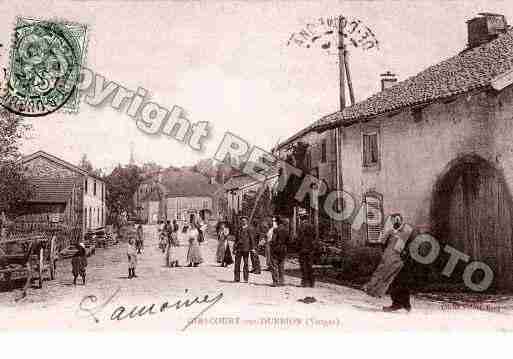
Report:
224,213,414,311
125,215,208,278
78,210,416,313
220,215,318,288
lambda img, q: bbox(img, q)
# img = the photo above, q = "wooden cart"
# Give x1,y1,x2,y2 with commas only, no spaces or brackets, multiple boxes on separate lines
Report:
0,235,57,290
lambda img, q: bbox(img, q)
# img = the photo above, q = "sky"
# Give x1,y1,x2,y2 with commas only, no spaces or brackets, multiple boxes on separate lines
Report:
1,0,513,173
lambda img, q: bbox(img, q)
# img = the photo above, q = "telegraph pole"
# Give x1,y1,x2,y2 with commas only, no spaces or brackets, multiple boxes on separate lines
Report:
333,15,346,242
338,15,346,110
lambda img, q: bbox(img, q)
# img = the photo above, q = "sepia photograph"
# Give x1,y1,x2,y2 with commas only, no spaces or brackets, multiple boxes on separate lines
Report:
0,1,513,347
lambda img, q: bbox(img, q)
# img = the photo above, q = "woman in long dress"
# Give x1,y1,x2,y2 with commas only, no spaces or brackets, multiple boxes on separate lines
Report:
186,216,203,267
220,226,234,267
216,223,233,266
166,227,180,267
215,222,226,263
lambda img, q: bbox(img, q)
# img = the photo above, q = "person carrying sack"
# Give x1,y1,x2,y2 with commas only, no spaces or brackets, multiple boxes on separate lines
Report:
363,213,414,312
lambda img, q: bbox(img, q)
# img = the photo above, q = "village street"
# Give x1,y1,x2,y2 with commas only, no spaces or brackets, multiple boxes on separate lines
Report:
0,225,511,332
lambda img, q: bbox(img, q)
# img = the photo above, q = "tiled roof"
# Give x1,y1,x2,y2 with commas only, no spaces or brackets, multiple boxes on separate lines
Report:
160,169,221,198
21,150,103,181
224,175,257,191
223,166,280,191
278,29,513,149
316,30,513,128
26,177,75,203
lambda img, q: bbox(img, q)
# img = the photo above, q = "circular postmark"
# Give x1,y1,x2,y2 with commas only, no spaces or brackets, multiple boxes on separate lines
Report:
0,21,80,117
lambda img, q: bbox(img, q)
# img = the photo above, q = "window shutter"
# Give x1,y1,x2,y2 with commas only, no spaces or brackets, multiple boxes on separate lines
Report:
364,192,384,244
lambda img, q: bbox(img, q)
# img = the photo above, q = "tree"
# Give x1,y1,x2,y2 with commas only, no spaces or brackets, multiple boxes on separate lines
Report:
190,157,240,184
273,141,309,216
141,161,162,176
103,164,144,226
78,153,94,172
241,186,273,224
0,108,32,216
192,158,217,178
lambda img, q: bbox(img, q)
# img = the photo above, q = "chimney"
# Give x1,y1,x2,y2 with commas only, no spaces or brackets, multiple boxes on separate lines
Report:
380,71,397,91
467,13,508,49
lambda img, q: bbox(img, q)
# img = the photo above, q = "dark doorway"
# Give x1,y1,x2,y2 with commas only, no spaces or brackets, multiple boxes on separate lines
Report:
431,155,513,291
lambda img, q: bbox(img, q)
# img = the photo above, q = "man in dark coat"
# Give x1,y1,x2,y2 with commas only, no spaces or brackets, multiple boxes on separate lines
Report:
249,220,261,274
297,219,318,287
72,242,87,285
269,217,289,287
233,216,256,283
136,224,144,254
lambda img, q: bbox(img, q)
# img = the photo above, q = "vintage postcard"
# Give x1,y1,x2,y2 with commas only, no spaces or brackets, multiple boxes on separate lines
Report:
1,0,513,339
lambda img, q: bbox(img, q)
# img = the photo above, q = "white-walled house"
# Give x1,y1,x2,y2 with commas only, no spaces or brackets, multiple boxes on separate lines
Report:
20,150,106,240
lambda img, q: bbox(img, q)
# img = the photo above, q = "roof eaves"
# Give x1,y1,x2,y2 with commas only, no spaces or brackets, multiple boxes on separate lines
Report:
314,85,492,131
21,150,104,181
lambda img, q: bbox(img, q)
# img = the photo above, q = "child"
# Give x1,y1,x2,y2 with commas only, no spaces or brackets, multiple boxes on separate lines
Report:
71,242,87,285
127,238,138,279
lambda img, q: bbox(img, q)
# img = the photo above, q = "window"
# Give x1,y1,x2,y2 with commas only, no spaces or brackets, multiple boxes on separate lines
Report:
94,181,97,196
84,179,88,194
362,132,379,168
321,139,327,163
203,200,209,209
97,207,100,223
101,184,104,201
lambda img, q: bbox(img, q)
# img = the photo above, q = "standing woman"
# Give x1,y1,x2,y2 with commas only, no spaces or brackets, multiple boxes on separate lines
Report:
216,222,226,264
197,213,207,245
127,238,138,279
220,225,234,267
166,226,180,267
186,215,203,267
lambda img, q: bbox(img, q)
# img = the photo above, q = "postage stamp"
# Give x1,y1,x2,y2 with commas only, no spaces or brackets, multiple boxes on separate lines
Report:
0,17,88,116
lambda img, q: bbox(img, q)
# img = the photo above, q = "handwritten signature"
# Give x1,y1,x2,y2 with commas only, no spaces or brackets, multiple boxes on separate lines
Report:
77,287,224,331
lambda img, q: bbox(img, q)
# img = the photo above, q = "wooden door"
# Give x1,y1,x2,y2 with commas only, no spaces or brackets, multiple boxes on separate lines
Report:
447,163,513,290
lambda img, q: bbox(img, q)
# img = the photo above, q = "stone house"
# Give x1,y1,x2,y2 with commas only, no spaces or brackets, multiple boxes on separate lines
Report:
278,14,513,290
134,168,222,225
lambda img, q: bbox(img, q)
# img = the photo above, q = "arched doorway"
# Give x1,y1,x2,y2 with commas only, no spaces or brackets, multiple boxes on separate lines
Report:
431,154,513,290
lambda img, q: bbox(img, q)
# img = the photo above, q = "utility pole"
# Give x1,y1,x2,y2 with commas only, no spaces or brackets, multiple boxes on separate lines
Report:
332,15,347,243
338,15,346,110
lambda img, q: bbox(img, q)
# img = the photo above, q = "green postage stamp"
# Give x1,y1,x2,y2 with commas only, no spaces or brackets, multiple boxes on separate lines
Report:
1,17,88,116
